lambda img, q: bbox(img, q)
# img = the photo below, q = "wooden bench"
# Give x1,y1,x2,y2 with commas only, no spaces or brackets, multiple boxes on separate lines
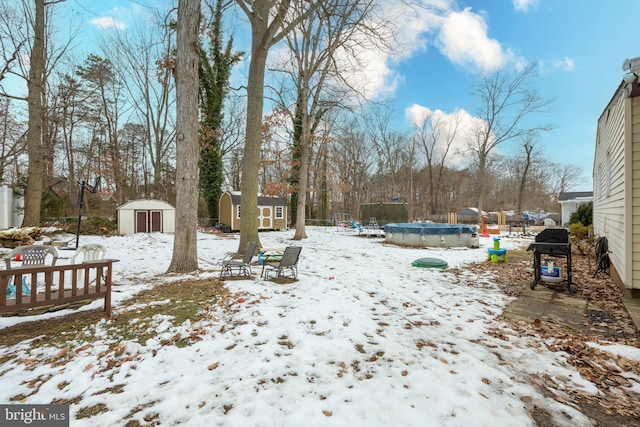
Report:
0,258,118,317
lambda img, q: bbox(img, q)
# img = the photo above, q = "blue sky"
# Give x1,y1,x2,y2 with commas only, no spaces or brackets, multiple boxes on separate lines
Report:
46,1,640,190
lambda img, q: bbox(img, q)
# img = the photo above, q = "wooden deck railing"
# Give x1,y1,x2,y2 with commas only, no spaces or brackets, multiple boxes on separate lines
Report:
0,259,118,317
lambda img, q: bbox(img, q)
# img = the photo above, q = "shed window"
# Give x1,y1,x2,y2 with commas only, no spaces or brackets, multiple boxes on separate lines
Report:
275,206,283,219
237,205,241,219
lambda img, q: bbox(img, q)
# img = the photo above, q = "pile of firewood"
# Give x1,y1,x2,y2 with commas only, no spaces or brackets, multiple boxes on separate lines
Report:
0,227,42,248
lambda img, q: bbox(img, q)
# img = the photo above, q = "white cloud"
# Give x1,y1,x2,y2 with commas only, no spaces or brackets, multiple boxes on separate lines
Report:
89,16,127,30
331,0,448,102
513,0,539,12
405,103,484,166
552,56,575,72
436,8,508,73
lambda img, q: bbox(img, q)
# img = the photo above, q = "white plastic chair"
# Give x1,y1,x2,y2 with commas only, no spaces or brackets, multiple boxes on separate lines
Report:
72,244,107,283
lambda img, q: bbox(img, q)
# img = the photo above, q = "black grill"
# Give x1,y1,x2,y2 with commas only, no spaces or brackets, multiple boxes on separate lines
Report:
526,228,575,293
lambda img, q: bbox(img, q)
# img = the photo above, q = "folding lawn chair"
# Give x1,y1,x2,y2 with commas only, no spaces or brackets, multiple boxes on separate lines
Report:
261,246,302,279
220,242,257,278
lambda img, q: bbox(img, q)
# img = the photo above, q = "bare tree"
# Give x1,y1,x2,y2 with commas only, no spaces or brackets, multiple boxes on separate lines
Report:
270,0,379,239
0,3,26,85
1,0,76,225
235,0,318,253
515,139,536,215
550,163,587,193
0,98,27,183
21,0,48,226
467,63,553,221
100,12,177,200
168,0,200,273
366,104,407,200
413,110,461,214
331,118,373,214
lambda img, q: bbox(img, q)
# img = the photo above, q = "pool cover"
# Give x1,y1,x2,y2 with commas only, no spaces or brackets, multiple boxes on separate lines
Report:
384,223,476,234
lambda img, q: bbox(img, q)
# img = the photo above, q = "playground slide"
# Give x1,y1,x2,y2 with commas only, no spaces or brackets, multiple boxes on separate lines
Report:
351,221,363,232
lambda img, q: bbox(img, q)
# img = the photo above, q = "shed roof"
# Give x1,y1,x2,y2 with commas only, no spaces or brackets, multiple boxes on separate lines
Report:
227,191,287,206
558,191,593,202
117,199,175,210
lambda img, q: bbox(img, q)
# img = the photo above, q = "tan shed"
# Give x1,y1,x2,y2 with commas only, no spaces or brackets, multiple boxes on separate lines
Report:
219,191,287,231
117,199,175,235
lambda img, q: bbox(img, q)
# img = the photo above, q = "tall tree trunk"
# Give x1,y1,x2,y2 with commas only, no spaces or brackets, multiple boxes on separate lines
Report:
237,0,299,253
168,0,200,273
293,109,310,240
517,143,533,215
238,36,268,252
22,0,45,226
476,155,487,223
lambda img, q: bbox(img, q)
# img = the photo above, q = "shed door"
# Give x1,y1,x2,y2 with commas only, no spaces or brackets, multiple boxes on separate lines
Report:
258,207,271,229
135,210,162,233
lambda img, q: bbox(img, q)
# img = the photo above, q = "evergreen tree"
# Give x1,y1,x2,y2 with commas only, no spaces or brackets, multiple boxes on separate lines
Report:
569,201,592,226
198,0,242,225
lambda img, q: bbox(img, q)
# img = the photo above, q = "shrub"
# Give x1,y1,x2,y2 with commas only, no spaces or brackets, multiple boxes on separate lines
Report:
569,201,592,227
82,217,118,235
569,222,591,241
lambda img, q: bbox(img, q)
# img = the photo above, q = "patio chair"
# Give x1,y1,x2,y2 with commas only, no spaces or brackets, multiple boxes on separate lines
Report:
220,242,257,278
261,246,302,279
71,243,107,283
3,245,59,296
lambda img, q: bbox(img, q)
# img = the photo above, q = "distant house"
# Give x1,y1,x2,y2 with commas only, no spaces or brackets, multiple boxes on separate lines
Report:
592,69,640,297
219,191,288,232
117,199,175,235
558,191,593,226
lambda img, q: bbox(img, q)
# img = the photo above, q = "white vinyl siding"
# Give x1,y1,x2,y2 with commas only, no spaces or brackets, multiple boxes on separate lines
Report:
630,95,640,287
593,87,627,286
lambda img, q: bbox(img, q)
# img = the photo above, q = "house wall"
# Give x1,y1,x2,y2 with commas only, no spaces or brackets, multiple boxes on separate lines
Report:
593,87,627,287
0,185,23,229
629,95,640,290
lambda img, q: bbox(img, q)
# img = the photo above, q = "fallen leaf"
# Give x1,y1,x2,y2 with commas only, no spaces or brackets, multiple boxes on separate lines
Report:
208,362,219,370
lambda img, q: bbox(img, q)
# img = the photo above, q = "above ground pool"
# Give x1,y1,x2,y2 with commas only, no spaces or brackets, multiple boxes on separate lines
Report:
384,223,478,248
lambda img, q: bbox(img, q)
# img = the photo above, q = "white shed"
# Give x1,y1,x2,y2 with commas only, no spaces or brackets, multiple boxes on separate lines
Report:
117,199,175,235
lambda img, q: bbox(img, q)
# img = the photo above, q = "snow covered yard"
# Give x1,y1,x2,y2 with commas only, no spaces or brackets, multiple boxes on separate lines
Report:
0,227,637,426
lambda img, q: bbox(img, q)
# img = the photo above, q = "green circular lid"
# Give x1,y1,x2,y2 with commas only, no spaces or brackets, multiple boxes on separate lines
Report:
412,257,448,269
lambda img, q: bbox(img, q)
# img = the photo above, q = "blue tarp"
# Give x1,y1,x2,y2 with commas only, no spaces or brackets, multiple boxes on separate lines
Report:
384,223,477,235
